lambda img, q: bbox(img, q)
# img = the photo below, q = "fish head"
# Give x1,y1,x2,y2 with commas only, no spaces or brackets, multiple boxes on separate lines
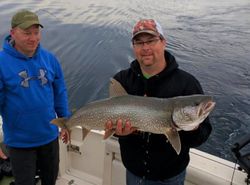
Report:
171,95,215,131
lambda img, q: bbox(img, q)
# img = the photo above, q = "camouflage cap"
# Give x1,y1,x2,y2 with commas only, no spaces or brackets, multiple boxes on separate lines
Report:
132,19,164,40
11,10,43,29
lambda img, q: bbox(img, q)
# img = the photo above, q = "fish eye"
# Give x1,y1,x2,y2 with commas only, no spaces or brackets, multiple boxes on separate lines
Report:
194,102,200,106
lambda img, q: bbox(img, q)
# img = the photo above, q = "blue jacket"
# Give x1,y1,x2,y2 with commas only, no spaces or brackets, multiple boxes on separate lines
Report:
0,35,70,147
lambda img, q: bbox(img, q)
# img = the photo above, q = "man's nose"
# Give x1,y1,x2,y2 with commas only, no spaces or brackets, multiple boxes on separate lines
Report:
29,33,38,40
141,42,151,49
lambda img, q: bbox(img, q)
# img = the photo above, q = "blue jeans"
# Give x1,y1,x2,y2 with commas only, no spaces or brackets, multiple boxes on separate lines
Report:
126,169,186,185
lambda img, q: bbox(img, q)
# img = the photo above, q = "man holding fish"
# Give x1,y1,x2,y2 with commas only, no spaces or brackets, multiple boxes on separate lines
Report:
105,19,214,185
51,19,215,185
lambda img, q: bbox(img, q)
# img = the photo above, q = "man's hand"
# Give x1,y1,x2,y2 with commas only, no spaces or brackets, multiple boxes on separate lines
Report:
105,119,137,136
60,128,70,144
0,148,7,160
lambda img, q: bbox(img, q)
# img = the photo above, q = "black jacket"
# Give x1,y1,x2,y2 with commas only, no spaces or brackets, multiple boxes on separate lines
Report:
113,50,212,180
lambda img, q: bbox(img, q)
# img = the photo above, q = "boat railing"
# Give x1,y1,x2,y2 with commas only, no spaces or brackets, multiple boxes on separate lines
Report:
231,133,250,184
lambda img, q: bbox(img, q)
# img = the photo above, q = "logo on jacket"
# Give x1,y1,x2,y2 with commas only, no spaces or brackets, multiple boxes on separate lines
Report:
18,69,48,88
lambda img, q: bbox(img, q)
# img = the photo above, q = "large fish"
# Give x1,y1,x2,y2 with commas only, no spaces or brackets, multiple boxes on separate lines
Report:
51,78,215,154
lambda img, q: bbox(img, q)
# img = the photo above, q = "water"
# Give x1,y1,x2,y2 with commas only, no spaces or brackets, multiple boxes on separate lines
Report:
0,0,249,161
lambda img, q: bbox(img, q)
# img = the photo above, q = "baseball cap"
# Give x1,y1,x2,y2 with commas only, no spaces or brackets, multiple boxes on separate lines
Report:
132,19,164,40
11,10,43,29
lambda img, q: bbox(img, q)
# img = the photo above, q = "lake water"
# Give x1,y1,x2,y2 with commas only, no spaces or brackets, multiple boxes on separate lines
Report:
0,0,249,161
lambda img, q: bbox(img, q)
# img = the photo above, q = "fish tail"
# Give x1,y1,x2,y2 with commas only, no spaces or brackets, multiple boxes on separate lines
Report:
51,117,68,129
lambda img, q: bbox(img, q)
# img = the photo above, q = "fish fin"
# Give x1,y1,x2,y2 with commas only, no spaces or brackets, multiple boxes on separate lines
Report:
103,129,115,139
109,78,128,97
82,128,90,140
51,117,68,129
164,128,181,155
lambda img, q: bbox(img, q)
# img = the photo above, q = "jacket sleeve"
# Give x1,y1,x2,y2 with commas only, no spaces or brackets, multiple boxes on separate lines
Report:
52,58,71,118
0,74,4,115
180,117,212,148
179,75,212,148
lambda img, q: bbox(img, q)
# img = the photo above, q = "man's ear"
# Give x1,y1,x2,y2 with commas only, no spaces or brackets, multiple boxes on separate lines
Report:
10,28,15,37
10,27,19,36
162,37,167,46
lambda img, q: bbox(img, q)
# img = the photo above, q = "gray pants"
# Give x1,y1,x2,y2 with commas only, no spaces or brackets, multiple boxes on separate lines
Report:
8,138,59,185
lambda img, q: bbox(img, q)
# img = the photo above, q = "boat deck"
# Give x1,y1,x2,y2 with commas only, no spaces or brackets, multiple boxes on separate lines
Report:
0,128,248,185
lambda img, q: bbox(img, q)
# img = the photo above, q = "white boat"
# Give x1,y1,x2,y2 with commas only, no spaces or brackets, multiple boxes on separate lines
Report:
0,123,249,185
55,127,249,185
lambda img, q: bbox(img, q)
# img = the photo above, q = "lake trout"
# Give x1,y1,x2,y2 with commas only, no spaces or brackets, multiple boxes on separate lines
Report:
51,78,215,154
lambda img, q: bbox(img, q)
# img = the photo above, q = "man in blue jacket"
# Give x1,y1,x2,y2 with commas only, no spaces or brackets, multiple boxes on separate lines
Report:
0,10,71,185
106,19,212,185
